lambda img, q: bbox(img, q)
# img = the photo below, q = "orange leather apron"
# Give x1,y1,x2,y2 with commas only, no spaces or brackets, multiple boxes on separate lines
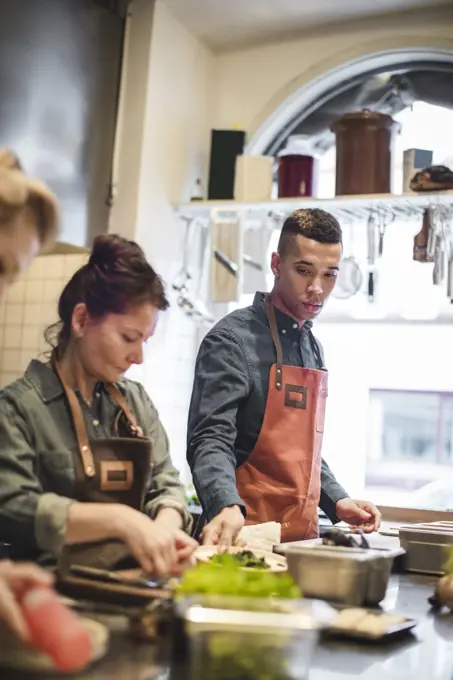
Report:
235,297,328,543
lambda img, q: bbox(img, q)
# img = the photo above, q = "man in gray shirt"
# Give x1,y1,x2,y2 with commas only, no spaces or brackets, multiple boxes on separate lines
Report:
187,208,381,545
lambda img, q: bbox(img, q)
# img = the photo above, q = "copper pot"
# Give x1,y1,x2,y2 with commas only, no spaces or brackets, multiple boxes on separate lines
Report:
331,110,399,196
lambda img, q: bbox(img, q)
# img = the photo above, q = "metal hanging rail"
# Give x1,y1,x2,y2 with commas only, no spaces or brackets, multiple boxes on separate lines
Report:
175,190,453,224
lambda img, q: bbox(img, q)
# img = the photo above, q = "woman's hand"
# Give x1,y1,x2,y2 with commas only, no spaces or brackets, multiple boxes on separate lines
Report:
154,507,197,573
0,561,54,641
115,507,197,578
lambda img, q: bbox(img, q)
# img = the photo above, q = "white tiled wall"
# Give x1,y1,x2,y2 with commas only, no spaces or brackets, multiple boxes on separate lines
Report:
0,254,89,387
139,302,200,483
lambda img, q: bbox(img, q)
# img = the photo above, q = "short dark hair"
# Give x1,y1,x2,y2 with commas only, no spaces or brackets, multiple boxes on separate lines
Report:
45,234,169,356
277,208,342,258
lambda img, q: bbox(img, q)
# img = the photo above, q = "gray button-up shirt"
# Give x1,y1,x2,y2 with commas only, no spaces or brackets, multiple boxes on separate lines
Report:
0,360,191,563
187,292,348,523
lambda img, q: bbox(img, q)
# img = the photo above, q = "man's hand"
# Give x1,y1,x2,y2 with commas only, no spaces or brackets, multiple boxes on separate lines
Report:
202,505,245,547
336,498,382,534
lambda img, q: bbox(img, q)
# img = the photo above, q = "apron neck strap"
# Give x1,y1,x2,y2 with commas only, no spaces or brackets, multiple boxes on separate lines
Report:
105,383,141,435
265,296,325,382
265,296,284,390
52,359,140,478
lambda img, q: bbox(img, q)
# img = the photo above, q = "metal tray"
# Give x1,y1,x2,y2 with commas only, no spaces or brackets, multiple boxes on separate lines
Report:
326,607,418,642
399,522,453,575
279,542,404,606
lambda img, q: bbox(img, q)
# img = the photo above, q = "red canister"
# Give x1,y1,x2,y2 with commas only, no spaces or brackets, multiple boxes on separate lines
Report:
278,154,315,198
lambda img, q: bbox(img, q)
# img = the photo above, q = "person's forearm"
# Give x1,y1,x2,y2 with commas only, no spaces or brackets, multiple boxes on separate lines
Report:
319,458,349,523
65,503,132,546
155,506,183,530
193,469,245,522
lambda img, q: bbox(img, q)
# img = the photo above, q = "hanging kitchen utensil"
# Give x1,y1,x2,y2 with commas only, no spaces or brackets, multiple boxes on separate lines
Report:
214,249,237,276
210,210,244,303
432,235,445,286
447,253,453,302
214,250,264,277
172,216,215,327
367,212,378,302
333,257,363,299
243,254,264,272
377,208,394,258
413,209,434,263
172,216,195,294
332,224,363,300
439,207,453,302
367,271,375,302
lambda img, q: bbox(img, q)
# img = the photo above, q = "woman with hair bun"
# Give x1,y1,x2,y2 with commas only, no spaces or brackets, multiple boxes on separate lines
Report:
0,232,196,579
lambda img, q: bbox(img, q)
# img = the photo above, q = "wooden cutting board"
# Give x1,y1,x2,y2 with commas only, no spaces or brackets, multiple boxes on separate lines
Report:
194,545,288,572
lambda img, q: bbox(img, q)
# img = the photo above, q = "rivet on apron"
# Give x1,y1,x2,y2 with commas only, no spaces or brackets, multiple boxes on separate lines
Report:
276,382,281,388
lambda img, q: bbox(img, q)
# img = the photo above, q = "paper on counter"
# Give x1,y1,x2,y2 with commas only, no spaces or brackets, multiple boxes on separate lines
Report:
236,522,281,552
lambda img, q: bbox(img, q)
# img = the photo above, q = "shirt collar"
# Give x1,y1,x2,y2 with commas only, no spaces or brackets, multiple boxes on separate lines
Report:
252,291,313,336
25,359,112,404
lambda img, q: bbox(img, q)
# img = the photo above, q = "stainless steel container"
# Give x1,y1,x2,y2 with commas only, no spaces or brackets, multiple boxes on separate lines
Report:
173,595,333,680
280,543,404,606
399,521,453,575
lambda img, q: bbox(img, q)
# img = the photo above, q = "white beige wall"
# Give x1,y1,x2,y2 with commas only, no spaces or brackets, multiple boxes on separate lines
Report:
212,6,453,135
110,0,214,479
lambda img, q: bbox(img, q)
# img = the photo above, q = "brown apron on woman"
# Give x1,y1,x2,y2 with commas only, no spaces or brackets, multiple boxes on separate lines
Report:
235,297,328,543
53,363,158,603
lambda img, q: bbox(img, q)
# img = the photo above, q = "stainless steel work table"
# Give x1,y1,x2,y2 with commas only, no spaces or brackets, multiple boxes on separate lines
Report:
1,573,452,680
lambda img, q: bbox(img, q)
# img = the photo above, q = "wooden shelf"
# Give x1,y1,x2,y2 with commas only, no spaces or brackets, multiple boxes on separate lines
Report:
175,190,453,223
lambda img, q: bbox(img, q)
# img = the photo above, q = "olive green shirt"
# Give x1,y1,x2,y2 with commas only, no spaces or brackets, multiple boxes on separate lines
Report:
0,360,191,562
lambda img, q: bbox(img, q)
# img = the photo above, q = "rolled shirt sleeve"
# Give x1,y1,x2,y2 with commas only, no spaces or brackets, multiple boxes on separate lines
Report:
187,330,251,522
0,400,74,558
320,458,349,523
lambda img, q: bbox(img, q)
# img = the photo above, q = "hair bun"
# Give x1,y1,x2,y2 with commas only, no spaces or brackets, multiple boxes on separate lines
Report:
88,234,146,272
0,148,28,208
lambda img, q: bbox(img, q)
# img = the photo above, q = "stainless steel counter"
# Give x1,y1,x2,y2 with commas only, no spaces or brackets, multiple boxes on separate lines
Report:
311,573,453,680
1,574,452,680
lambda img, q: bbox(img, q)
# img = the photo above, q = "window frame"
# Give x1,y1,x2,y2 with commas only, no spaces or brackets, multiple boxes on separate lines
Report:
369,387,453,465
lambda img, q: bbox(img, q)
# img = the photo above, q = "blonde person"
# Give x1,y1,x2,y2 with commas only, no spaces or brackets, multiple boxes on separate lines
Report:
0,150,196,642
0,149,59,641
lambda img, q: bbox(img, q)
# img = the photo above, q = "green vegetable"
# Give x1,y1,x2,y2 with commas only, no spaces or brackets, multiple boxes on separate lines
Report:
186,484,200,506
199,631,293,680
210,550,269,570
176,554,300,600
